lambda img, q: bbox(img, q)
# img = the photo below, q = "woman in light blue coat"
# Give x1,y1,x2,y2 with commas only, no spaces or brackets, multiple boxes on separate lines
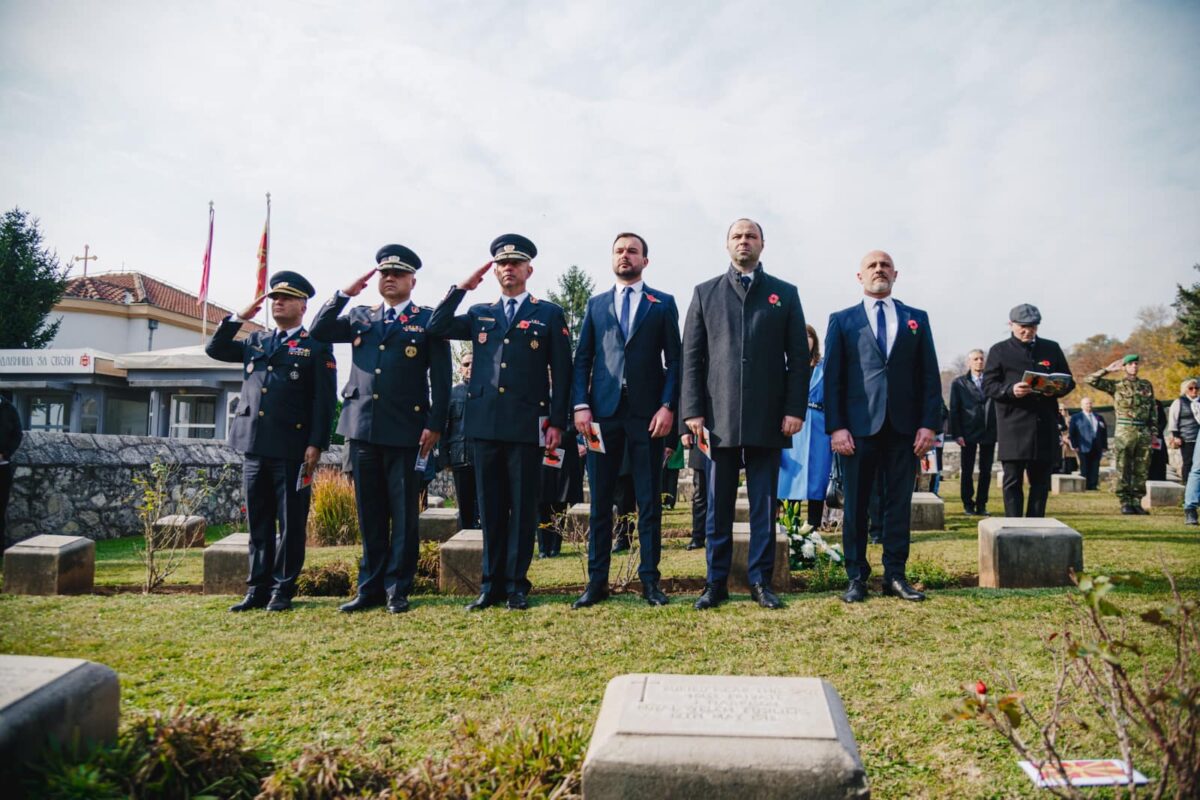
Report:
779,325,832,528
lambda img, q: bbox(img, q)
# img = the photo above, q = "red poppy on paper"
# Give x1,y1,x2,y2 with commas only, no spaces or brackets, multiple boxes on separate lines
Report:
975,680,987,695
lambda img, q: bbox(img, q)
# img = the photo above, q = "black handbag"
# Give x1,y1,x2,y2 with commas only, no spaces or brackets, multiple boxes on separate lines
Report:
825,455,845,509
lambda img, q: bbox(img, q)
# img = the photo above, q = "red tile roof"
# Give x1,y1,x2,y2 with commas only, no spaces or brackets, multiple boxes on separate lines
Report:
64,272,266,331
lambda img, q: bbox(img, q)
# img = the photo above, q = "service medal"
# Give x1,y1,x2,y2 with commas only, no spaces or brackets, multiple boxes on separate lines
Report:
245,363,254,374
289,370,300,380
530,339,539,350
405,345,418,357
478,332,487,344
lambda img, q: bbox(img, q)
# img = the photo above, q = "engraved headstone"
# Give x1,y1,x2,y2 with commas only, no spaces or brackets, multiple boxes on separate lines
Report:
3,534,94,595
0,655,119,766
978,517,1083,588
583,674,868,799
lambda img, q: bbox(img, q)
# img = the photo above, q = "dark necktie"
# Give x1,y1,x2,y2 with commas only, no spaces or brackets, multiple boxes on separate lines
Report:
506,298,517,327
739,274,751,291
875,300,888,359
384,307,396,325
619,286,632,339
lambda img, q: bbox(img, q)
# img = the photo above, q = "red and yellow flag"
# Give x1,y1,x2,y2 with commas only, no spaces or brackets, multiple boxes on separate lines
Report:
197,201,214,306
255,193,271,297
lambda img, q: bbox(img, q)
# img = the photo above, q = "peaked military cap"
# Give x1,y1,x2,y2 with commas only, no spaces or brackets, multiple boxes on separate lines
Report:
1009,303,1041,325
490,233,537,262
267,270,316,299
375,244,422,273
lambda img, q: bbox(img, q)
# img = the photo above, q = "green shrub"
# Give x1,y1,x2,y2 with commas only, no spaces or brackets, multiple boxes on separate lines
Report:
307,468,360,546
257,744,396,799
414,540,440,594
907,559,958,589
295,561,355,597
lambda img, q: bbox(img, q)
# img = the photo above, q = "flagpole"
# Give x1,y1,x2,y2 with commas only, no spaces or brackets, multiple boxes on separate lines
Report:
199,200,215,342
260,192,271,330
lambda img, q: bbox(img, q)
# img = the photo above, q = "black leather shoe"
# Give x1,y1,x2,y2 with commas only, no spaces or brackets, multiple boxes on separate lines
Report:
841,580,868,603
1185,508,1198,526
507,592,529,610
266,593,292,612
883,577,926,602
229,593,269,612
685,538,705,551
465,593,502,611
572,585,609,609
976,505,990,517
338,594,384,613
693,582,729,610
1121,504,1137,515
1134,506,1150,515
642,582,669,606
750,583,783,609
962,506,976,516
386,596,410,614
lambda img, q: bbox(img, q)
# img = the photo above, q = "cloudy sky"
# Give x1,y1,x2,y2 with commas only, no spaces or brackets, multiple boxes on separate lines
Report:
2,0,1198,367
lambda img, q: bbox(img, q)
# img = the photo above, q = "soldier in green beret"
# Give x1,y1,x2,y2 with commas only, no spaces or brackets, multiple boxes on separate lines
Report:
1084,354,1158,514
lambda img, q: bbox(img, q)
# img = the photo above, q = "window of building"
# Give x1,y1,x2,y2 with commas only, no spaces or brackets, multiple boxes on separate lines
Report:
80,397,99,433
105,397,149,435
168,395,217,439
27,394,71,431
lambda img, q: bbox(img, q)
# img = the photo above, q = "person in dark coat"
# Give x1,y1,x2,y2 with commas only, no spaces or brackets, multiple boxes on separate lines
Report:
537,433,584,557
948,348,997,515
1069,396,1108,489
444,352,479,530
427,234,573,611
0,393,23,545
206,271,337,612
310,245,451,614
681,218,810,610
982,304,1074,518
825,250,942,604
571,232,681,608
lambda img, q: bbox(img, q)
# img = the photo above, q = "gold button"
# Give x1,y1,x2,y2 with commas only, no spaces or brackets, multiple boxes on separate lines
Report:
372,393,380,400
499,387,506,393
258,410,265,417
375,368,382,374
295,423,302,430
267,366,274,372
503,338,510,344
261,387,268,394
413,405,420,411
379,344,386,351
500,362,507,368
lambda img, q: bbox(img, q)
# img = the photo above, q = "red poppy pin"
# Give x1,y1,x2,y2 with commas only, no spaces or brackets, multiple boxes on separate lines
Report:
562,327,570,336
907,320,919,334
1039,360,1051,367
287,339,299,347
410,305,420,314
768,293,780,306
646,292,660,304
518,320,531,329
399,314,409,324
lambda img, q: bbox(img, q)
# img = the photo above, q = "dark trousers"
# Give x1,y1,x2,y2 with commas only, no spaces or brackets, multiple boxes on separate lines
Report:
690,460,713,542
0,462,13,545
867,470,886,542
842,426,917,583
242,454,310,598
959,441,995,511
612,473,637,548
662,467,680,509
1182,441,1196,484
1077,449,1103,490
1001,459,1052,517
585,411,664,587
474,439,541,598
452,465,479,529
710,446,780,587
351,441,421,599
537,501,566,555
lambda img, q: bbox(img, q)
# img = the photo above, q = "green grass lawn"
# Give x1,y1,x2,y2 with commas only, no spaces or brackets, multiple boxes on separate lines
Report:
2,489,1196,798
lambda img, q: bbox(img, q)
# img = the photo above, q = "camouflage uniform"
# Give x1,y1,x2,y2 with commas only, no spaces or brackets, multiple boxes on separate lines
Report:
1084,369,1157,507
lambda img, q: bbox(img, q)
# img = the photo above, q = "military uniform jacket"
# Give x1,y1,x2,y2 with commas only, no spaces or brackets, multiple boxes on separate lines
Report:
1084,371,1158,434
443,382,472,468
680,266,810,448
310,294,451,448
205,319,336,460
427,287,572,444
982,335,1074,461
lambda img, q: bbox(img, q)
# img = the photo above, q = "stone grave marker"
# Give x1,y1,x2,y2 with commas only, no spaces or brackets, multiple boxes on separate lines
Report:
203,532,250,595
978,517,1083,589
152,514,207,548
0,655,119,765
439,529,482,594
418,507,461,542
730,522,790,591
1050,474,1085,495
1142,480,1184,510
3,534,94,595
910,493,944,530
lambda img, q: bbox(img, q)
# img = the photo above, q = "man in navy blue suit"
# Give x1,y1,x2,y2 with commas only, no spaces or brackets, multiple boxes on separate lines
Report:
1069,396,1108,490
571,232,681,608
825,250,941,603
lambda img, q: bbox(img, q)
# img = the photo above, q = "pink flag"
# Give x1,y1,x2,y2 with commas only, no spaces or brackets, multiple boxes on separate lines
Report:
198,202,214,306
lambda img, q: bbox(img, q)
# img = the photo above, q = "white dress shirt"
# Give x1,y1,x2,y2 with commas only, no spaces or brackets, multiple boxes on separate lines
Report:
862,295,898,355
614,280,644,328
500,291,529,322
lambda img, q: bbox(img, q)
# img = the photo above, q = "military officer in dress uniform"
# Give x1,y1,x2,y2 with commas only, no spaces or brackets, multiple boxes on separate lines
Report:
206,271,336,612
1084,354,1158,514
310,245,451,613
427,234,572,611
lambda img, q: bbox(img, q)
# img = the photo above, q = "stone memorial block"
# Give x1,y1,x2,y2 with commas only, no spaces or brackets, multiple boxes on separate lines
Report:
426,494,445,509
568,502,592,528
0,655,119,765
203,532,250,595
418,507,461,542
152,514,207,548
735,498,750,523
1050,474,1085,495
439,529,482,595
736,484,748,500
730,522,791,592
3,535,94,595
1141,480,1184,510
583,673,868,800
583,485,591,503
978,517,1083,589
910,493,944,530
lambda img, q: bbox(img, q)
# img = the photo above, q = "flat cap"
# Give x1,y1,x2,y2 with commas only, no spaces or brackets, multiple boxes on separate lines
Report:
1123,353,1139,364
490,233,537,262
267,270,315,299
375,244,421,273
1009,303,1042,325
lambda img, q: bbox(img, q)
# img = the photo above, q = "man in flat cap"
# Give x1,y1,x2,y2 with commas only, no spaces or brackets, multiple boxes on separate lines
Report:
1084,354,1158,514
982,304,1074,517
207,270,337,612
681,219,810,610
310,245,451,613
428,234,573,611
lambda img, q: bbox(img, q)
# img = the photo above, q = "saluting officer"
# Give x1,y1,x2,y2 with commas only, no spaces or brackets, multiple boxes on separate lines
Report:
310,245,451,613
206,271,336,612
427,234,572,611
